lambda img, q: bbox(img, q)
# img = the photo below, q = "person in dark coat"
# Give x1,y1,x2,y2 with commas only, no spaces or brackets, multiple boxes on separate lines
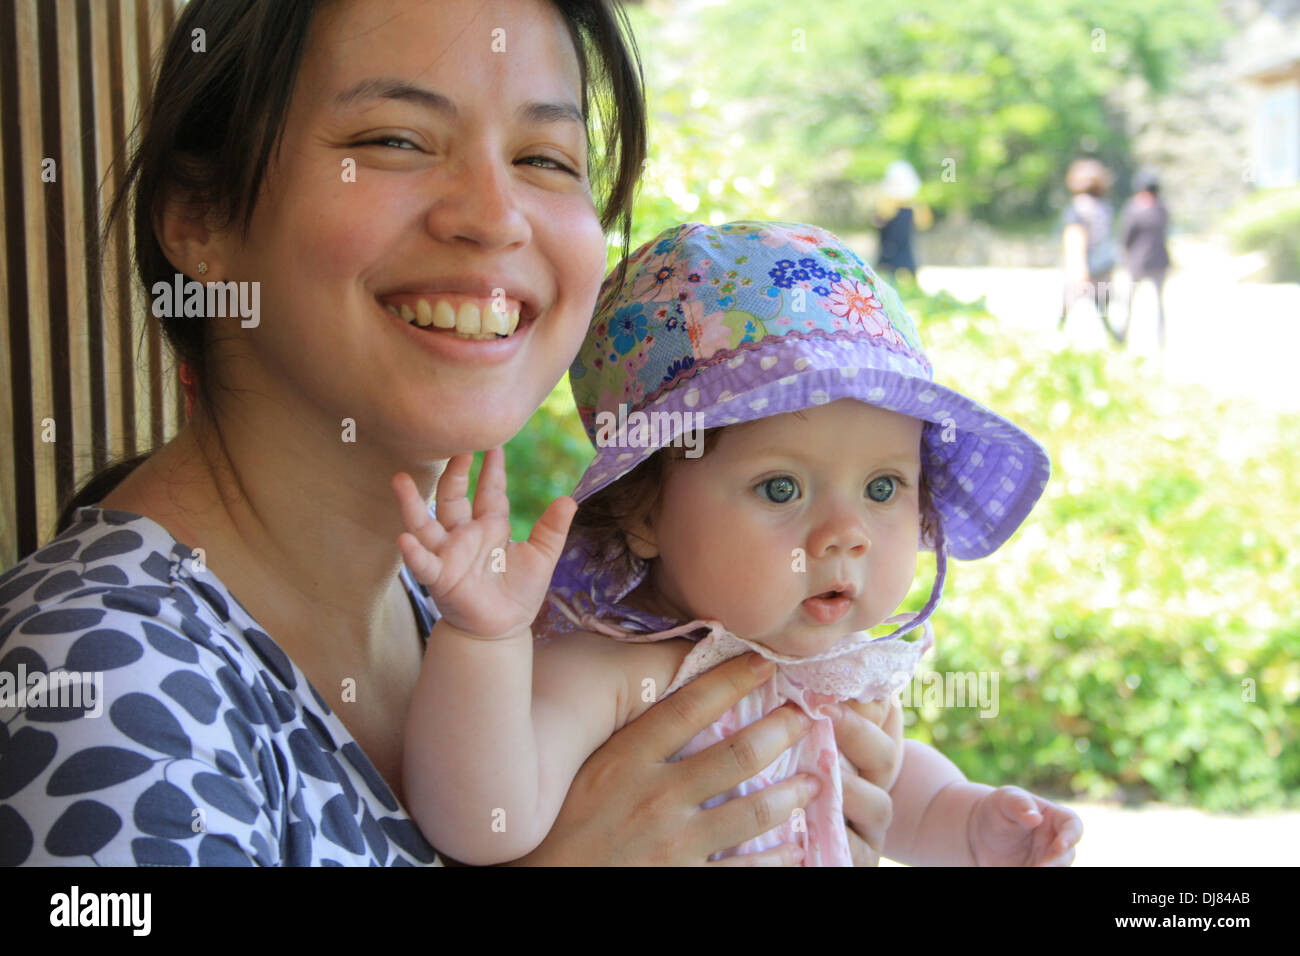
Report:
1119,169,1172,348
874,160,932,282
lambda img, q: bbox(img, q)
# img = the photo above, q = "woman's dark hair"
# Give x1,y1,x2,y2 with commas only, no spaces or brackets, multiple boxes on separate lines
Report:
57,0,647,534
570,427,944,587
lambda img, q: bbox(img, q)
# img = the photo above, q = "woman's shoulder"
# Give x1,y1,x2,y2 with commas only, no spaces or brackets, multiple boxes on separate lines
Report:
1,507,266,678
0,508,440,867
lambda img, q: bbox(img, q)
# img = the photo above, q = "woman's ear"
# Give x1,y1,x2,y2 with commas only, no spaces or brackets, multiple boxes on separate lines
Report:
154,182,226,279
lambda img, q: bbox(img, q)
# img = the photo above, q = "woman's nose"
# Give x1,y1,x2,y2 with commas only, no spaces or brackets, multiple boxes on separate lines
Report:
424,150,531,251
807,505,871,559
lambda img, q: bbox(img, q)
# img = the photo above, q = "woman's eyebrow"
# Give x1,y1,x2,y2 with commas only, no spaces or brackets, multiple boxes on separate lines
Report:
334,77,457,115
516,99,585,128
332,77,584,130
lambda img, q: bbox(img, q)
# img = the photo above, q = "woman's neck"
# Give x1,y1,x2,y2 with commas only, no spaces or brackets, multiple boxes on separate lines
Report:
101,407,445,652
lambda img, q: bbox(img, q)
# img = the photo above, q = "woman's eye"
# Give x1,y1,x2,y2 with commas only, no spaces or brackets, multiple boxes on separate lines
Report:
358,135,419,150
758,476,799,503
519,155,579,176
866,476,897,503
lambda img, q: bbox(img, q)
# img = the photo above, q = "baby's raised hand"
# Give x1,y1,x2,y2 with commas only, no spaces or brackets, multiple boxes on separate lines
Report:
969,786,1082,867
391,448,577,640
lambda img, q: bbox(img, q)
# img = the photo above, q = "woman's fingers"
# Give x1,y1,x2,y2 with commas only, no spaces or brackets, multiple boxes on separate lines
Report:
833,698,903,792
846,696,891,726
523,655,815,866
710,843,805,867
676,702,813,808
846,825,881,867
841,769,893,853
434,454,475,529
694,773,820,861
614,653,783,762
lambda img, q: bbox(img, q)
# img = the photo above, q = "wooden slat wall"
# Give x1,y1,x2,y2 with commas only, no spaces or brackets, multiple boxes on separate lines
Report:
1,0,181,570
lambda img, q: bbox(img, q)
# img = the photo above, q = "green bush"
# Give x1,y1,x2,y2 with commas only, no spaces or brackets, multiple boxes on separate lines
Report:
891,284,1300,810
1226,186,1300,283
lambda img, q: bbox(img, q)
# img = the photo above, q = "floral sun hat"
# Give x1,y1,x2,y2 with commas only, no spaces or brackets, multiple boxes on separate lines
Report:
556,220,1050,639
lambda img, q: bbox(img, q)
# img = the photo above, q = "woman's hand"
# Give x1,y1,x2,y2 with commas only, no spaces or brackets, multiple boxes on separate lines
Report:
824,695,904,866
513,653,820,866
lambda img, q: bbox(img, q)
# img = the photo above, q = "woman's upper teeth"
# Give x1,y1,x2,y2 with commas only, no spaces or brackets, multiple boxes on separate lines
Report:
382,294,522,337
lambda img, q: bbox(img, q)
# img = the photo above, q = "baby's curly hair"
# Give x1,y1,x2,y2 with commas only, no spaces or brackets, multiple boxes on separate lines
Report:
569,424,943,584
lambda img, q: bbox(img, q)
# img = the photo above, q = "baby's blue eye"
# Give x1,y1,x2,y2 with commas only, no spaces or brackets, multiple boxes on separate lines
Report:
759,477,799,503
866,476,897,502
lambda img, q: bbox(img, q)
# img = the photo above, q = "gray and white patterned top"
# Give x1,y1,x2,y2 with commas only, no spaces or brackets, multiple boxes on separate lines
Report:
0,507,442,866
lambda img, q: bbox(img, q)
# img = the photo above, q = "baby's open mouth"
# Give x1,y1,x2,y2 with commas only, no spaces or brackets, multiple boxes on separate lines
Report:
802,589,853,624
379,293,525,341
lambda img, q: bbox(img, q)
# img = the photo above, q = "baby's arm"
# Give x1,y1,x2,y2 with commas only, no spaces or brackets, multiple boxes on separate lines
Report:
404,620,630,865
884,739,1081,866
394,451,616,864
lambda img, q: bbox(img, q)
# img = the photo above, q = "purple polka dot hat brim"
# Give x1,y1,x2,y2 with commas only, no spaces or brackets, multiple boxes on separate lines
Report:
568,220,1051,561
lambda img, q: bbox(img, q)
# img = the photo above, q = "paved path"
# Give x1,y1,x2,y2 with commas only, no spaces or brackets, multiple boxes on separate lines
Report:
1063,802,1300,867
915,249,1300,414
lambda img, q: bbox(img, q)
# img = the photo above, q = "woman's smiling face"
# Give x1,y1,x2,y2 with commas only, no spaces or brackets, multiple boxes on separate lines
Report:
214,0,608,457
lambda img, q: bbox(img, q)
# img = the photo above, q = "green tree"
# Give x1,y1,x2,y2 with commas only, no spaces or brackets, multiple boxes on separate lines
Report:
626,0,1224,225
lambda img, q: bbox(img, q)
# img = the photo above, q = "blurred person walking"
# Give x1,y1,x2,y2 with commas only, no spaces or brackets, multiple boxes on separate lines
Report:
1118,169,1171,348
874,160,932,282
1059,158,1122,344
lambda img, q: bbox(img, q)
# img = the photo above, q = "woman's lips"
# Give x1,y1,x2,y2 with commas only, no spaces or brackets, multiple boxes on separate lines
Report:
801,592,852,624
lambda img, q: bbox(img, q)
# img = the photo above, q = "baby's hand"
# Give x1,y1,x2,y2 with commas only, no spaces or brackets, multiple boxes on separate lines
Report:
968,786,1082,867
391,448,576,640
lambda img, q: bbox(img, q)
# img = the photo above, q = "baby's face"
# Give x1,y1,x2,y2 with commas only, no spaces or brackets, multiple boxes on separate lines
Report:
640,399,923,658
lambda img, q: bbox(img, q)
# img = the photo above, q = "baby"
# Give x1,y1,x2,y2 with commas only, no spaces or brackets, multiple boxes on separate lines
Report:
394,220,1081,866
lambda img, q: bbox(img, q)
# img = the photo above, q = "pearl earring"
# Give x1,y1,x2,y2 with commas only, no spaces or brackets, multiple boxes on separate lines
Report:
197,261,208,275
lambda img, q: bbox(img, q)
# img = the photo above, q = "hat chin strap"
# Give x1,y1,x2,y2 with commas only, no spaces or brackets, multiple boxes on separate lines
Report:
876,521,948,642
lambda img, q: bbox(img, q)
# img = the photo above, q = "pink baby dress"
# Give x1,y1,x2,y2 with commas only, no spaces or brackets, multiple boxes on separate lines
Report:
542,591,933,867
